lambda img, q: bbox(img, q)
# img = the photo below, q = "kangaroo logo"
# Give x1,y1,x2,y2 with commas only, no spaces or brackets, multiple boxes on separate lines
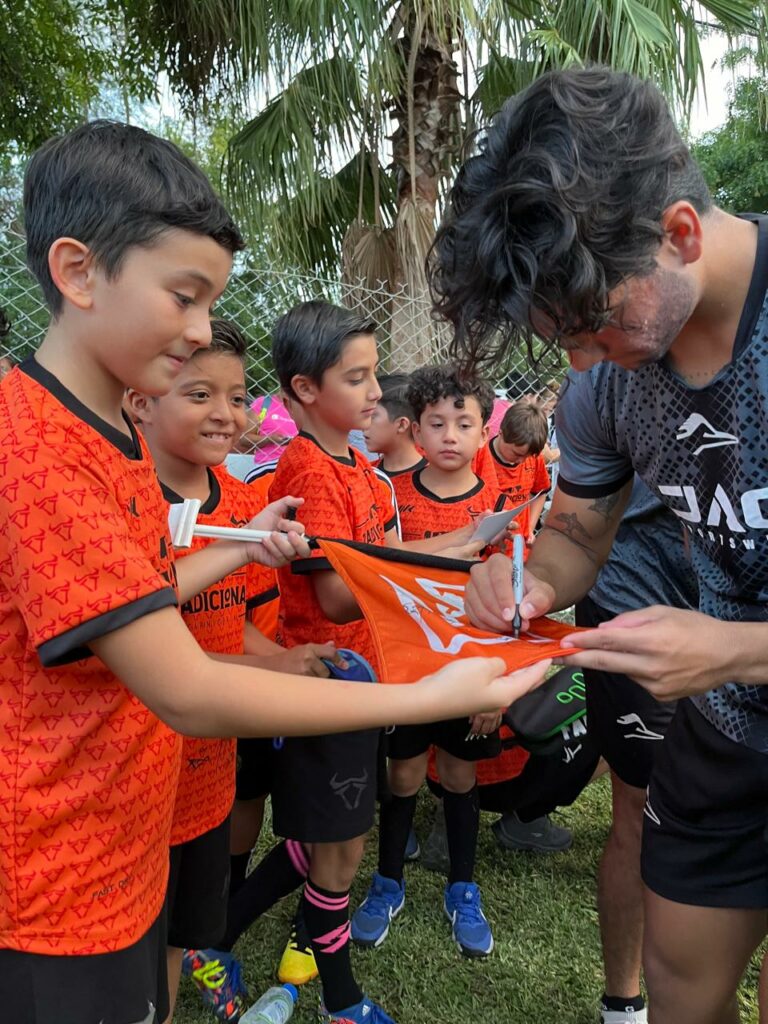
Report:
616,713,664,741
330,770,369,810
676,414,739,456
643,788,661,826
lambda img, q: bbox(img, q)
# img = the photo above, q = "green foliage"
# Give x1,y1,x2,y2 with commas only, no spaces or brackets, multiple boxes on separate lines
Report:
692,77,768,213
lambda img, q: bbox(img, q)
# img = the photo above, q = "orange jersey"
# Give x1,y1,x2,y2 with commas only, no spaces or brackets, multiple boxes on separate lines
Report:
166,466,266,846
0,360,181,955
487,441,550,540
392,467,501,543
243,457,280,641
269,433,395,669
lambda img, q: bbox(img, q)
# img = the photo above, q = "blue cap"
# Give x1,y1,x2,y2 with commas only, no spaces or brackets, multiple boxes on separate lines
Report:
282,983,299,1003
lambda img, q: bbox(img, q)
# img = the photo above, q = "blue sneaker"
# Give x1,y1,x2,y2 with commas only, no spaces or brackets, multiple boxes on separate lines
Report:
182,948,248,1021
443,882,494,958
351,872,405,947
404,828,420,862
320,995,397,1023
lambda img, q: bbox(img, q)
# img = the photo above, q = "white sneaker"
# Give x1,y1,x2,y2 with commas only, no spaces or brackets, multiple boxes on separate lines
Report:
600,1005,648,1023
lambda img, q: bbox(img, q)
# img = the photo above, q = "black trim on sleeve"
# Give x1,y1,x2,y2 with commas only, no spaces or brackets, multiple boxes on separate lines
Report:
557,470,634,500
384,515,398,533
20,357,143,460
38,588,179,667
246,585,280,611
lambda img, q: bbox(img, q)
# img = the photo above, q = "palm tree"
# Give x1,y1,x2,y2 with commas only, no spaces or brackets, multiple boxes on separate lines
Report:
130,0,758,367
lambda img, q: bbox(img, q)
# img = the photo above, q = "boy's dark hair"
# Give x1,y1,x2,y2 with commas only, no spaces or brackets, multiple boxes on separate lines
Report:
271,300,377,400
24,120,244,316
500,401,548,455
428,67,712,370
407,364,495,424
377,373,414,421
204,317,248,360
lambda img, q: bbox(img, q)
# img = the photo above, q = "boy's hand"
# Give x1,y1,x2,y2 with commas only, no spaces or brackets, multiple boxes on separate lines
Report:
468,709,503,735
421,656,549,717
244,496,311,566
261,642,346,678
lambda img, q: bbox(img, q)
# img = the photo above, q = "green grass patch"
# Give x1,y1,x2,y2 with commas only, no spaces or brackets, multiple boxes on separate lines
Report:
174,777,763,1023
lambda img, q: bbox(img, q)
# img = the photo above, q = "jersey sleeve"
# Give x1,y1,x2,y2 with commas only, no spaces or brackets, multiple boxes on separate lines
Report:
271,463,351,574
555,370,634,498
0,446,176,666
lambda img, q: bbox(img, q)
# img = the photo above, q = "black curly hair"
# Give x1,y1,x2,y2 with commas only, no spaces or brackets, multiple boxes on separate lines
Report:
428,66,711,372
406,364,495,424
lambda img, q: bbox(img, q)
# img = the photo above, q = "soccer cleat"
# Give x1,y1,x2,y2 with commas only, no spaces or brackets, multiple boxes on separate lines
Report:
600,1002,648,1023
443,881,494,958
492,811,573,854
278,921,319,986
351,872,405,947
320,995,397,1023
420,806,449,874
404,827,420,862
182,948,248,1022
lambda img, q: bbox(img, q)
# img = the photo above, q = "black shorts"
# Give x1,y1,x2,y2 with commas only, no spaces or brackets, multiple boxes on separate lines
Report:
167,816,231,949
576,595,675,788
235,737,275,800
387,719,502,763
271,729,380,843
0,906,169,1024
642,699,768,909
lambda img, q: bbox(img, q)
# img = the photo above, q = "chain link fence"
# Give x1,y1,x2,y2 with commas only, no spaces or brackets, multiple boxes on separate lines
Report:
0,228,561,450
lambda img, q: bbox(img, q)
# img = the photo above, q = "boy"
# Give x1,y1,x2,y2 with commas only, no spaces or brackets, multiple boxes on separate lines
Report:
363,372,425,478
353,365,503,958
127,317,339,1022
0,121,545,1024
488,400,551,548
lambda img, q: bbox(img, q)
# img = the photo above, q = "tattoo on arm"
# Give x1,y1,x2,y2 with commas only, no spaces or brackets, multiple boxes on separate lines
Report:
552,512,592,542
588,492,623,523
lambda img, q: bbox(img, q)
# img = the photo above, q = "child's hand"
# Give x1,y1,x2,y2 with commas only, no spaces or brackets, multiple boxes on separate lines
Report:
468,709,503,736
420,657,549,718
244,496,311,566
262,642,345,677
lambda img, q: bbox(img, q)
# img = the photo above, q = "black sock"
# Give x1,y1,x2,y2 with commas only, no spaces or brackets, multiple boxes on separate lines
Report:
443,785,479,885
222,839,308,950
378,792,418,881
229,851,251,895
602,994,645,1012
303,880,361,1013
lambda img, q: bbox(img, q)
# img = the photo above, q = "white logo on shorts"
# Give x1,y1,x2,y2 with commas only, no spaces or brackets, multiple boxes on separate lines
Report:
643,788,661,826
617,713,664,741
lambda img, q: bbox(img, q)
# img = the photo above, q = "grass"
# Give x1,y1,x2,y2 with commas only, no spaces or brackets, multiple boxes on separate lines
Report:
174,778,764,1024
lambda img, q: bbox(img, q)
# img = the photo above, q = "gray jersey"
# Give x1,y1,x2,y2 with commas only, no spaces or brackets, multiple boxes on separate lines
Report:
555,214,768,752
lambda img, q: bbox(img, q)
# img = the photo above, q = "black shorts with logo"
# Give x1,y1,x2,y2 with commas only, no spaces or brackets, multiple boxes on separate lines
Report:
167,815,231,949
387,717,502,763
575,595,676,789
235,737,275,801
270,729,380,843
642,698,768,909
0,905,169,1024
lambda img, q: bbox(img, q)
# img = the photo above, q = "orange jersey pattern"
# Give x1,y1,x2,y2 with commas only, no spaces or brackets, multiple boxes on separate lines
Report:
488,442,550,540
392,467,501,543
269,433,395,669
0,361,181,955
168,466,267,846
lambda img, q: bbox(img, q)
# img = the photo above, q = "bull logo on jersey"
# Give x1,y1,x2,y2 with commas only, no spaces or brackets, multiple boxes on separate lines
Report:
676,414,739,456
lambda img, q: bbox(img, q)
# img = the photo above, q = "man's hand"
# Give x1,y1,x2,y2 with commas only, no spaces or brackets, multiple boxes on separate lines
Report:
463,552,556,634
558,606,735,700
468,709,503,736
257,642,346,678
243,496,312,566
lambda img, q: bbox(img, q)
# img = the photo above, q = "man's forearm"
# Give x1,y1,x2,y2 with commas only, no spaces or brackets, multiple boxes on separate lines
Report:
526,523,605,611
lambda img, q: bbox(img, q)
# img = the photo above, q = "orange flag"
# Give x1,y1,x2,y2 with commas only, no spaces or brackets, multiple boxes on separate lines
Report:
318,540,580,683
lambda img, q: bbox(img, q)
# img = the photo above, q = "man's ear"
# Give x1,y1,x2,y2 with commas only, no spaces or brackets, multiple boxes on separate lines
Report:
125,388,154,425
48,238,97,311
290,374,317,405
661,201,703,267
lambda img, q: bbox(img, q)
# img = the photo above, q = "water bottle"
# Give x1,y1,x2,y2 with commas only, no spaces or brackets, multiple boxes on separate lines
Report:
240,983,298,1023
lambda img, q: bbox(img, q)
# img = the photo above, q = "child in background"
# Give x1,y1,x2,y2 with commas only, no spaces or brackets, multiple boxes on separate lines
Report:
0,121,543,1024
128,318,338,1022
363,372,425,478
488,401,551,548
353,365,503,959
